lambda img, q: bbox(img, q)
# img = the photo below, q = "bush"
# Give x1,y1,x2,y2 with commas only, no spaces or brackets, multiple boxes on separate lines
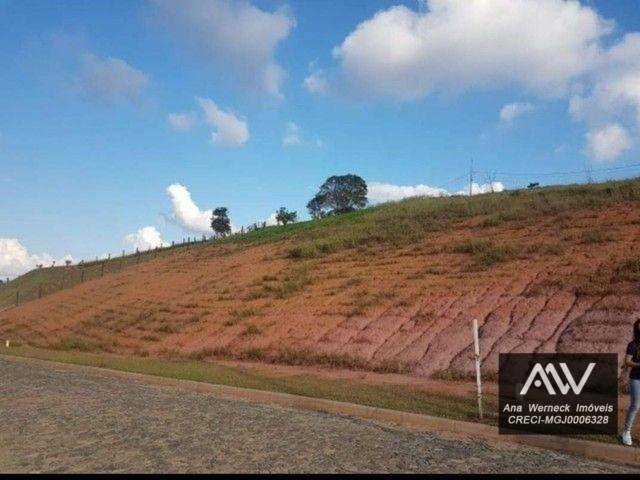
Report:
453,238,493,254
581,230,610,244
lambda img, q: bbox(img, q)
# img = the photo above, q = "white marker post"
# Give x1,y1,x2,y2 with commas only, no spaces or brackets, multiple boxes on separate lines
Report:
472,318,483,420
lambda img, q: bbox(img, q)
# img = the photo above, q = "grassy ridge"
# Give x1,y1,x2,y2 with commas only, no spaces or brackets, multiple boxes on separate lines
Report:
3,177,640,309
235,177,640,258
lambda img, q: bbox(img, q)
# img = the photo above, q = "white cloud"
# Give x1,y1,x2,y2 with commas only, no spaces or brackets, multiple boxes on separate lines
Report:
570,33,640,127
152,0,295,98
368,182,448,202
167,112,196,132
457,182,505,196
80,53,149,102
368,180,504,203
585,123,632,163
124,226,165,251
265,213,278,226
282,122,302,146
333,0,610,100
196,97,249,147
303,62,328,94
499,102,535,123
282,121,321,148
165,183,213,233
0,238,73,279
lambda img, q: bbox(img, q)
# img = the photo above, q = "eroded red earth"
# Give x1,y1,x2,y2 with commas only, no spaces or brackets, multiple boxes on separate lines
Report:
2,203,640,378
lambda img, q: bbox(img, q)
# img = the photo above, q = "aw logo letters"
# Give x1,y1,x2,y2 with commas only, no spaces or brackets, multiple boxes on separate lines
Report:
519,362,596,396
499,353,617,435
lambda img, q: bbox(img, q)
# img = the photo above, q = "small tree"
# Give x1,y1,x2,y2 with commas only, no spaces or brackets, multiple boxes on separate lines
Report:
275,207,297,225
211,207,231,238
307,174,368,218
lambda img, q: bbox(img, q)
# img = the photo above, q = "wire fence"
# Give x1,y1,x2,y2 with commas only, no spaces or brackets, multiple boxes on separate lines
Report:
2,164,639,311
0,219,283,311
0,234,231,310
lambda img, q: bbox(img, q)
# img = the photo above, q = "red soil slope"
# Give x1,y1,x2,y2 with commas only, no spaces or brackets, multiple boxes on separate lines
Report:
2,203,639,378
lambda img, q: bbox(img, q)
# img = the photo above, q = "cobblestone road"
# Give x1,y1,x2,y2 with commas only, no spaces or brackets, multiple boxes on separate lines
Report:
0,357,636,473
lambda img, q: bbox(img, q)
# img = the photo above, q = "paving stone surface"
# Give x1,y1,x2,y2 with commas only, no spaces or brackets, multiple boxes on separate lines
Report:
0,358,637,473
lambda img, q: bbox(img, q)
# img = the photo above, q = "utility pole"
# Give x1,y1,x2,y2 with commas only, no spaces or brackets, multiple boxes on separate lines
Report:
472,318,483,420
585,160,593,184
469,159,474,197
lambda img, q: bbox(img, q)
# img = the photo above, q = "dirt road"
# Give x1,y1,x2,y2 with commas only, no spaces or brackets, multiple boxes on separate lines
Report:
0,356,636,473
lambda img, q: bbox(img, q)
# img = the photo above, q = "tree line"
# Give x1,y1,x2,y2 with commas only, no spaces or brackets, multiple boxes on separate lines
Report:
209,174,368,237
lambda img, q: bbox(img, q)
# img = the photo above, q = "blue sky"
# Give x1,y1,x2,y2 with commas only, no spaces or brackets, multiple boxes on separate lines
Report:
1,0,640,277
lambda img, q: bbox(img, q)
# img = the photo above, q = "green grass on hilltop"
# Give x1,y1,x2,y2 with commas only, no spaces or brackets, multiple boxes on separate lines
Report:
2,177,640,309
237,177,640,258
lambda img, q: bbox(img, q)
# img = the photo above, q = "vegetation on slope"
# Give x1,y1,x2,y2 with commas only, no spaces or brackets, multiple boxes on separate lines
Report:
2,177,639,309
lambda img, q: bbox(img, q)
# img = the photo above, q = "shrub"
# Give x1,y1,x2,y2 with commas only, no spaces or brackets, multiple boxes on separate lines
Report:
224,308,258,326
616,259,640,282
581,230,610,244
242,324,262,336
452,238,493,254
473,244,520,268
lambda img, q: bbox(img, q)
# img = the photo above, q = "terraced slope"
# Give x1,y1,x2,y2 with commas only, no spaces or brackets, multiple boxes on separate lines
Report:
2,179,640,378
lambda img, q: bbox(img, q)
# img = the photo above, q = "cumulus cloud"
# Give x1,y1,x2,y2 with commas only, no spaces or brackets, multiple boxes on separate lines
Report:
368,182,448,203
333,0,610,100
368,180,504,203
167,112,196,132
165,183,213,233
0,238,73,279
80,53,149,102
585,123,632,163
124,226,165,251
303,62,328,94
570,33,640,126
499,102,535,123
152,0,295,98
457,182,505,196
265,212,279,226
196,97,249,147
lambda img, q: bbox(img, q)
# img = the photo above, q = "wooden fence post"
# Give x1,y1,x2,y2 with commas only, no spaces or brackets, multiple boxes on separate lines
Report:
16,290,19,306
472,318,483,420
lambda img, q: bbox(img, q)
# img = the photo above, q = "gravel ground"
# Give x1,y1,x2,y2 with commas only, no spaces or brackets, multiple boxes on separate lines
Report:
0,357,636,473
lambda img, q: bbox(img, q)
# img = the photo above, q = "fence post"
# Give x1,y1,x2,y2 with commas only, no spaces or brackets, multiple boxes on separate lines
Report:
472,318,483,420
16,290,19,306
38,284,42,299
101,262,105,277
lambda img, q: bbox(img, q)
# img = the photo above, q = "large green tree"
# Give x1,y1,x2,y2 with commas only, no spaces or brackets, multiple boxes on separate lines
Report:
307,174,368,218
275,207,297,225
210,207,231,237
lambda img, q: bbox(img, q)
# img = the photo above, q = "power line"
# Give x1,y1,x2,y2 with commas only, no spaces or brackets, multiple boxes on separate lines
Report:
473,162,640,178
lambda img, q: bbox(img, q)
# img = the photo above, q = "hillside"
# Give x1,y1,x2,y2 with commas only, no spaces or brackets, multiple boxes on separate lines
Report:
2,178,640,378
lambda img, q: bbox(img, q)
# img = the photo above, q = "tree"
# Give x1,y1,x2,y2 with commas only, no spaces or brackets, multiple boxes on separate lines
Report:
211,207,231,237
275,207,297,225
307,174,368,218
306,194,327,220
